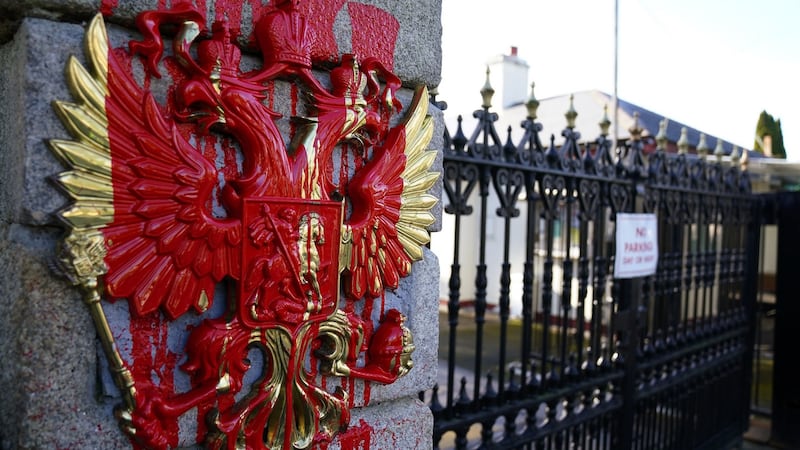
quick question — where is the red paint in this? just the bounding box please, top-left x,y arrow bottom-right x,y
353,143 -> 365,172
221,135 -> 241,211
348,3 -> 399,71
148,0 -> 400,70
201,136 -> 218,211
189,0 -> 209,23
336,419 -> 373,450
291,82 -> 299,150
339,142 -> 350,194
348,376 -> 356,409
361,297 -> 374,326
295,0 -> 347,63
195,401 -> 211,445
362,380 -> 371,405
212,0 -> 241,32
240,199 -> 343,329
266,80 -> 275,109
99,0 -> 118,16
129,313 -> 180,449
245,1 -> 269,41
93,2 -> 420,447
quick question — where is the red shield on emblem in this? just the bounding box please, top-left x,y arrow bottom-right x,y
241,198 -> 343,329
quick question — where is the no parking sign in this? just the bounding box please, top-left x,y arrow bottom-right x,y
614,213 -> 659,278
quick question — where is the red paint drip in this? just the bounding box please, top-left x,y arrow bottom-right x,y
348,376 -> 357,409
352,142 -> 365,173
339,143 -> 350,194
337,419 -> 373,450
361,297 -> 374,325
201,136 -> 217,210
295,0 -> 347,64
99,0 -> 118,16
129,313 -> 180,448
194,0 -> 209,24
222,135 -> 240,181
142,58 -> 152,93
161,58 -> 189,117
290,83 -> 299,140
362,381 -> 371,405
207,133 -> 241,215
244,1 -> 269,46
214,0 -> 242,31
309,322 -> 322,384
195,402 -> 211,445
248,1 -> 268,22
348,3 -> 399,71
266,81 -> 275,109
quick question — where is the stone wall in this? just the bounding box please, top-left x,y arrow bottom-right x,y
0,1 -> 442,448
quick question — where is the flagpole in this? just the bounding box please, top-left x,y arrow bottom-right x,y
613,0 -> 619,152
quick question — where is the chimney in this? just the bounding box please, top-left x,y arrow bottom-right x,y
763,135 -> 773,157
487,46 -> 530,109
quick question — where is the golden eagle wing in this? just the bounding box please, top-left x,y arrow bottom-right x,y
343,86 -> 438,299
50,15 -> 240,319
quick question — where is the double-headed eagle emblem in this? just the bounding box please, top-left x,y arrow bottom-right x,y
49,2 -> 437,449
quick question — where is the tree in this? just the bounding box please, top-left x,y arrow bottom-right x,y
754,110 -> 786,158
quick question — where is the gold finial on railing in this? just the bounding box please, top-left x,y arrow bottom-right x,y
714,138 -> 725,162
628,111 -> 643,141
565,94 -> 578,129
599,104 -> 611,136
677,127 -> 689,155
655,118 -> 668,151
480,66 -> 494,109
730,145 -> 740,164
697,133 -> 709,157
740,145 -> 749,170
526,82 -> 540,119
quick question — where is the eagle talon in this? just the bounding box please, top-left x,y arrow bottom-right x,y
114,393 -> 171,450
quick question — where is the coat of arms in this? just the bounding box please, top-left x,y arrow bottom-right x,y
49,2 -> 437,449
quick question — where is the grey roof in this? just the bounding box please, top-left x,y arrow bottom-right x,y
611,92 -> 751,155
458,89 -> 761,158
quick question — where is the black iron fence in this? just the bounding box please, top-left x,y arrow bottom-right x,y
420,88 -> 761,450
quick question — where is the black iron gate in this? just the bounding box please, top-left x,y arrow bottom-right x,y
420,91 -> 760,449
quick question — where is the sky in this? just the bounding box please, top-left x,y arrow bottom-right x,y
438,0 -> 800,160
